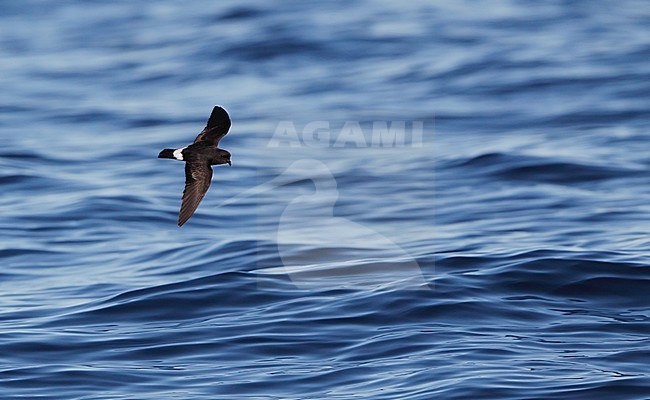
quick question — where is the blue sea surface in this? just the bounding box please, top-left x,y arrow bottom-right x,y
2,0 -> 650,398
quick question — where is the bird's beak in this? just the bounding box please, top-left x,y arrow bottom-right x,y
228,161 -> 232,166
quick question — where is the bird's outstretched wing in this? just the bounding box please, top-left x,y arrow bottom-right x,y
193,106 -> 231,145
178,161 -> 213,227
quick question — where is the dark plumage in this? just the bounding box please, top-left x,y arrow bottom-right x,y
158,106 -> 232,227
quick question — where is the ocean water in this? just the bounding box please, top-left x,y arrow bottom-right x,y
1,0 -> 650,398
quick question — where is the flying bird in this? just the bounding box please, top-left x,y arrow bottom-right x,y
158,106 -> 232,227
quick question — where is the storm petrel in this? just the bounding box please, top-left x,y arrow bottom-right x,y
158,106 -> 232,227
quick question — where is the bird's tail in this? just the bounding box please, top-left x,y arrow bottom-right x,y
158,148 -> 178,159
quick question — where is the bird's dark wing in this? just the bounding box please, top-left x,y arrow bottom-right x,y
193,106 -> 231,145
178,162 -> 213,227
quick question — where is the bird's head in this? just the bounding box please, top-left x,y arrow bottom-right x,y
217,149 -> 232,166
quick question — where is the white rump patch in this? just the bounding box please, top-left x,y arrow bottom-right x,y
173,147 -> 185,160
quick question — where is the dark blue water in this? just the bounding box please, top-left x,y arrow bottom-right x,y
2,1 -> 649,398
